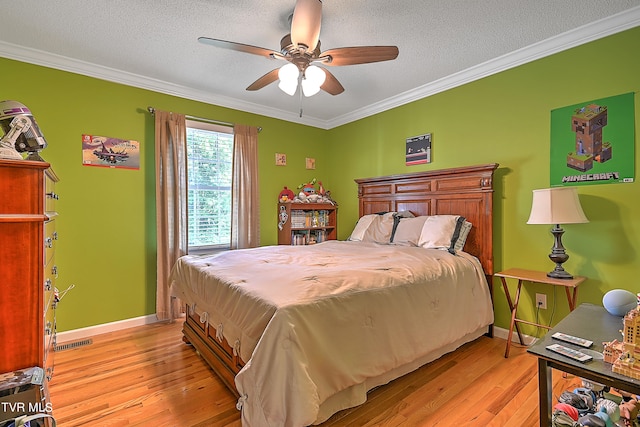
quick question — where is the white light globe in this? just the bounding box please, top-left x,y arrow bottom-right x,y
278,63 -> 299,96
278,63 -> 299,83
278,80 -> 298,96
302,66 -> 326,97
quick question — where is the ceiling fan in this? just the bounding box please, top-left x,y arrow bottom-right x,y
198,0 -> 399,98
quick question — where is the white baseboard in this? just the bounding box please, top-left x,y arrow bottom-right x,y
56,317 -> 538,348
56,314 -> 161,344
493,325 -> 540,346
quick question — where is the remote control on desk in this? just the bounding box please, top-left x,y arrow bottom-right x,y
546,343 -> 593,363
552,332 -> 593,348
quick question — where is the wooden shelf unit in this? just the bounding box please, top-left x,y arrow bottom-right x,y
0,159 -> 59,419
277,202 -> 337,245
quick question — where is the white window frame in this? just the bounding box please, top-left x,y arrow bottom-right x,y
186,119 -> 234,254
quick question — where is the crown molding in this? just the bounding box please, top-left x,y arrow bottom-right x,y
0,40 -> 326,129
326,5 -> 640,129
1,5 -> 638,130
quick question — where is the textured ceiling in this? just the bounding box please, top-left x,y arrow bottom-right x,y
1,0 -> 639,129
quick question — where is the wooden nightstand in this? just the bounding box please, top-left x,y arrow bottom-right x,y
495,268 -> 587,358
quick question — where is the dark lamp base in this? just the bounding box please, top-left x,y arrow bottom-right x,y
547,224 -> 574,280
547,268 -> 574,280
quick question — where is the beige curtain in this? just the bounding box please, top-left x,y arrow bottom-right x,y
154,110 -> 187,321
231,124 -> 260,249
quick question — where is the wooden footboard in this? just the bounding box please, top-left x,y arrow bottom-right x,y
182,309 -> 245,397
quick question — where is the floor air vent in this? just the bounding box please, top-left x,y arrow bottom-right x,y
55,338 -> 93,352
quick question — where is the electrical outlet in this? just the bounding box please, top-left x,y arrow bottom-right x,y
536,293 -> 547,310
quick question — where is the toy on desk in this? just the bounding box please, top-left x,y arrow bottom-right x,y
603,293 -> 640,381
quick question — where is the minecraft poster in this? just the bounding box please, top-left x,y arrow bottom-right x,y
82,134 -> 140,169
550,92 -> 634,187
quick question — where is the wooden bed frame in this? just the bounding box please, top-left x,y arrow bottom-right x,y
181,163 -> 499,398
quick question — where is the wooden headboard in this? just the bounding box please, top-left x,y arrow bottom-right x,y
355,163 -> 498,276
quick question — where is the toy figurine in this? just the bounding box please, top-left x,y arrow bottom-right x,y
297,178 -> 317,196
279,186 -> 295,202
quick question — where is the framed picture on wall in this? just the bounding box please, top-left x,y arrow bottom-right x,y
275,153 -> 287,166
82,134 -> 140,170
550,92 -> 635,186
305,157 -> 316,169
406,133 -> 431,166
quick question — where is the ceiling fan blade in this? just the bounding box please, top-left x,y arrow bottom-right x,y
198,37 -> 281,59
290,0 -> 322,52
246,69 -> 280,91
320,68 -> 344,95
319,46 -> 399,66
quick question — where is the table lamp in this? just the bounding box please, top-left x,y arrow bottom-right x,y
527,187 -> 588,279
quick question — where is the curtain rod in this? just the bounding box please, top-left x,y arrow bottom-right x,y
147,106 -> 262,132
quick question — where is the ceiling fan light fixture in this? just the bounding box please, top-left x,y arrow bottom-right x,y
301,65 -> 326,97
278,63 -> 300,95
278,80 -> 298,96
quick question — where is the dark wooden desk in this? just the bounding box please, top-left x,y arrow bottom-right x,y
528,303 -> 640,427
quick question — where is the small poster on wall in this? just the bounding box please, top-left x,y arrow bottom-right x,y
550,92 -> 635,187
406,133 -> 432,166
82,134 -> 140,169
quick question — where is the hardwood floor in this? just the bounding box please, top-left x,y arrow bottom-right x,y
49,321 -> 581,426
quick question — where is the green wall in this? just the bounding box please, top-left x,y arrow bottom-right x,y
327,27 -> 640,335
2,58 -> 327,331
1,26 -> 638,335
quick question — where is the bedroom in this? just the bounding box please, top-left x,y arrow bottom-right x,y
0,1 -> 639,426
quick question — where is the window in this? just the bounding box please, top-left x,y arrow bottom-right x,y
186,120 -> 233,252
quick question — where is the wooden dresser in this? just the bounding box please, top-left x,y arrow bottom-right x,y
0,159 -> 59,408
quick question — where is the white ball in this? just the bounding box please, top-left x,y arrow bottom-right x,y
603,289 -> 637,317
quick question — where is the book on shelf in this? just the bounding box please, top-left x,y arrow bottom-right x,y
290,209 -> 329,229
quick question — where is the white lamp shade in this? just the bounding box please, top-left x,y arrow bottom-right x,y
527,187 -> 589,225
301,65 -> 326,97
278,63 -> 300,96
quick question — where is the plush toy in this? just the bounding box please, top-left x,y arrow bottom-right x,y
279,186 -> 295,202
297,178 -> 317,196
596,398 -> 620,423
554,403 -> 579,421
619,398 -> 640,426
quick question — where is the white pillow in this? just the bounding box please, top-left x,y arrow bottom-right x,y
418,215 -> 471,254
391,216 -> 428,246
348,214 -> 377,241
361,213 -> 396,244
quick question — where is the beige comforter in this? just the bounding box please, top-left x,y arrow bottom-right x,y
169,240 -> 493,426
